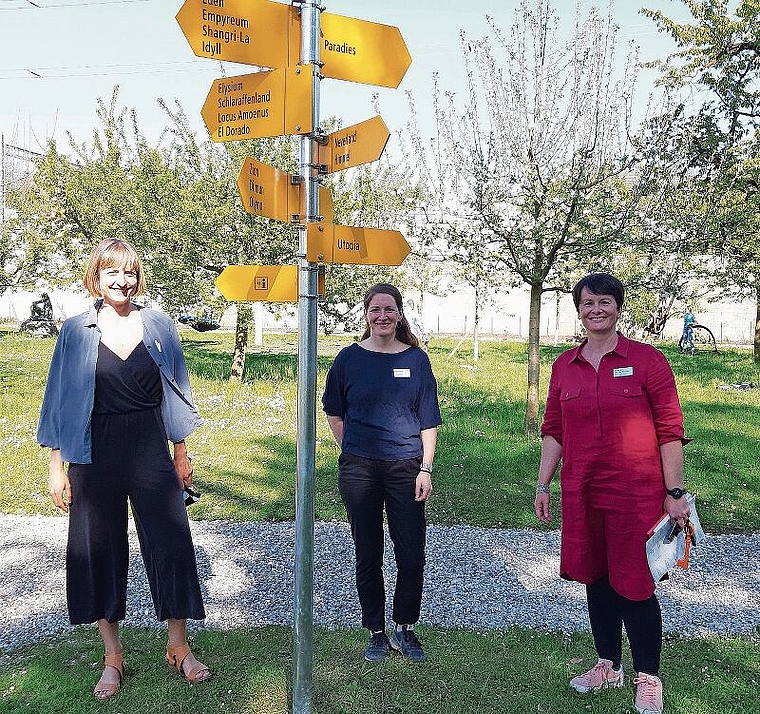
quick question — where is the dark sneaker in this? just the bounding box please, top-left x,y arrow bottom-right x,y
389,626 -> 426,662
364,631 -> 390,662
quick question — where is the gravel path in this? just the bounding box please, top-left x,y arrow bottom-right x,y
1,514 -> 757,652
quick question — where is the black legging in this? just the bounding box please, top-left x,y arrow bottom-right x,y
587,575 -> 662,675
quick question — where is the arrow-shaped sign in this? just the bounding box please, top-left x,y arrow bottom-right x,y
317,116 -> 390,173
216,265 -> 325,302
176,0 -> 299,68
306,224 -> 410,266
178,0 -> 411,89
202,69 -> 312,141
237,158 -> 334,222
319,12 -> 411,88
237,158 -> 298,222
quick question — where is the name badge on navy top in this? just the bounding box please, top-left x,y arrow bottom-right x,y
613,366 -> 634,377
394,368 -> 411,378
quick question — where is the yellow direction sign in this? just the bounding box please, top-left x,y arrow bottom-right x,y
317,116 -> 390,173
237,158 -> 335,222
175,0 -> 299,68
216,265 -> 324,302
319,185 -> 334,225
319,12 -> 411,88
177,1 -> 411,89
306,224 -> 410,266
202,69 -> 312,142
237,158 -> 298,222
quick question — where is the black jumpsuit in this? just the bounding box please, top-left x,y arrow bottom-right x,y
66,341 -> 205,624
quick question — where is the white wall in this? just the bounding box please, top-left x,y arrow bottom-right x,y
3,283 -> 755,347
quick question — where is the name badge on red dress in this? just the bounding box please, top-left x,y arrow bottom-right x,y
613,366 -> 634,377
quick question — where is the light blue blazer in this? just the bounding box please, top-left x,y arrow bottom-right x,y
37,300 -> 203,464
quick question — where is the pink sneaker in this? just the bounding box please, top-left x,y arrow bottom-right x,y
569,658 -> 624,693
633,673 -> 663,714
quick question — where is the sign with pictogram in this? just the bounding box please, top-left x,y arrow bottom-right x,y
175,0 -> 299,68
317,116 -> 390,173
319,12 -> 412,88
201,68 -> 312,142
306,223 -> 410,266
215,265 -> 324,302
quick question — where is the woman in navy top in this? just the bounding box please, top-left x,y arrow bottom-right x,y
39,239 -> 210,699
322,283 -> 441,663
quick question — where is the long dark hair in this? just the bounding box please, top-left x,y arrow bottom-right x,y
360,283 -> 420,347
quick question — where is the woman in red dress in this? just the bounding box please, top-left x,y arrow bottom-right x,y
534,273 -> 691,714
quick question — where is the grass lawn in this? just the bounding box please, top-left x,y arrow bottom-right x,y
2,329 -> 759,531
1,626 -> 758,714
1,328 -> 758,713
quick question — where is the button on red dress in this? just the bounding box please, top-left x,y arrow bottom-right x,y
541,335 -> 687,601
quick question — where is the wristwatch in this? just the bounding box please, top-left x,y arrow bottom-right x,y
419,462 -> 433,474
666,487 -> 687,499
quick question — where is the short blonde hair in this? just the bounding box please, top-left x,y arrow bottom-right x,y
82,239 -> 147,297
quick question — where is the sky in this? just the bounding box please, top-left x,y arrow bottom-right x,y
0,0 -> 689,159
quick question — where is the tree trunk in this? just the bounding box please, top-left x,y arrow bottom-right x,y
754,284 -> 760,362
473,284 -> 480,362
230,303 -> 252,381
524,283 -> 542,436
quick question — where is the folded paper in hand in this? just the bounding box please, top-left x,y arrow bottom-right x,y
646,493 -> 706,583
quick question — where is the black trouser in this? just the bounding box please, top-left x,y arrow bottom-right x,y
586,576 -> 662,674
66,409 -> 206,624
338,452 -> 426,632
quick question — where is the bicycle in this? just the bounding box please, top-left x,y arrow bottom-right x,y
679,323 -> 717,353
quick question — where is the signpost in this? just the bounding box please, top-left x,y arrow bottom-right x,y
176,3 -> 411,712
215,264 -> 324,302
316,115 -> 390,173
201,69 -> 313,142
306,223 -> 410,266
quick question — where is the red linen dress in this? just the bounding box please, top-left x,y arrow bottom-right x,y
541,334 -> 687,601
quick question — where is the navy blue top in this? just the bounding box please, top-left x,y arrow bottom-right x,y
322,343 -> 442,461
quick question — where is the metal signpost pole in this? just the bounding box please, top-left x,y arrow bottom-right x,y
293,1 -> 320,712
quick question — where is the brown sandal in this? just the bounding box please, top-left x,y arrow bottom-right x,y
166,643 -> 211,683
93,652 -> 124,700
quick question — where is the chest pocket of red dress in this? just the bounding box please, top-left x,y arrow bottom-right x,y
559,387 -> 586,417
560,387 -> 582,402
609,382 -> 643,398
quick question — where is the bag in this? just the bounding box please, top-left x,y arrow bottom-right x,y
645,493 -> 705,582
183,485 -> 201,507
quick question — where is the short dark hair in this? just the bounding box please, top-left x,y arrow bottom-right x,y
572,273 -> 624,310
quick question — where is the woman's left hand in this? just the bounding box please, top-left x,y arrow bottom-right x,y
415,471 -> 432,502
664,494 -> 691,527
173,442 -> 193,489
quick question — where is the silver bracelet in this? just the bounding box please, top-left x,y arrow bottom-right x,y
535,483 -> 550,495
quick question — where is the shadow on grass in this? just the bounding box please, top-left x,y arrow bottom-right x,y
181,338 -> 336,383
